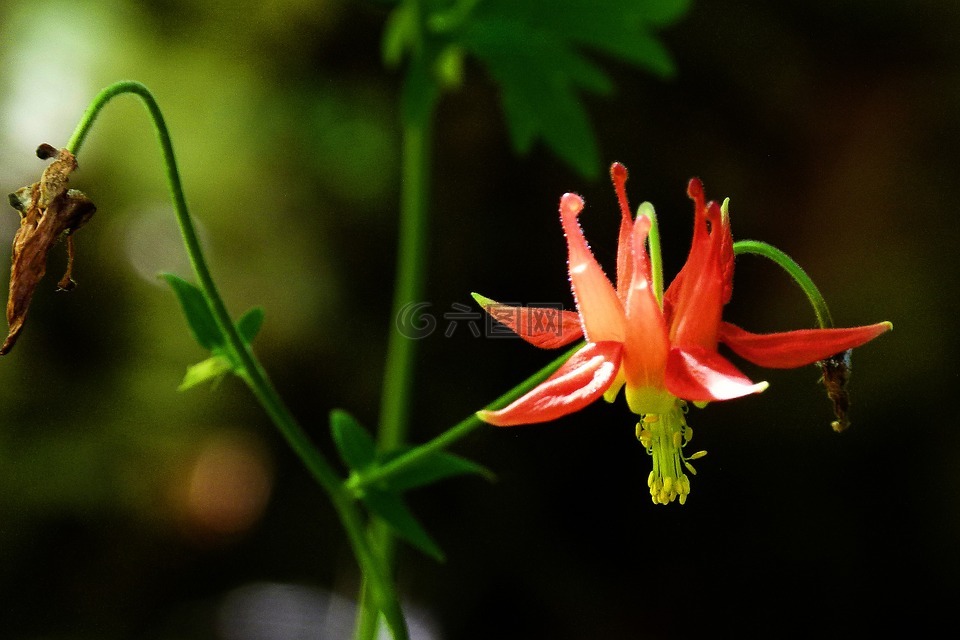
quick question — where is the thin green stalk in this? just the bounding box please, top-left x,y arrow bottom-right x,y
355,72 -> 435,640
378,110 -> 432,452
66,81 -> 409,640
733,239 -> 834,329
639,201 -> 663,304
348,341 -> 583,493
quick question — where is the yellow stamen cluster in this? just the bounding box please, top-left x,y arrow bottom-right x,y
635,404 -> 706,505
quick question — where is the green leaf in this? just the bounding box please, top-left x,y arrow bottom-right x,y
476,0 -> 688,61
450,0 -> 689,178
381,450 -> 494,492
361,489 -> 444,561
461,19 -> 608,177
162,273 -> 224,350
236,307 -> 265,344
382,0 -> 415,68
330,410 -> 377,471
178,355 -> 233,391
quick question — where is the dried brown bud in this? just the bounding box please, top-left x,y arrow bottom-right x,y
819,350 -> 852,432
1,145 -> 96,355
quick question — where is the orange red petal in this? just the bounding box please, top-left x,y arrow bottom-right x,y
622,214 -> 669,391
478,341 -> 623,426
559,193 -> 625,343
717,321 -> 893,369
665,346 -> 769,402
472,294 -> 583,348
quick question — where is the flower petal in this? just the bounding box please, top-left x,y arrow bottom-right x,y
718,198 -> 735,305
666,346 -> 768,402
559,193 -> 625,343
611,162 -> 635,301
669,195 -> 724,350
663,178 -> 708,315
717,320 -> 893,369
622,214 -> 669,389
477,341 -> 623,426
471,293 -> 583,349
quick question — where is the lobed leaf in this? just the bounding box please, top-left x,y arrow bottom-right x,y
439,0 -> 688,177
461,18 -> 607,176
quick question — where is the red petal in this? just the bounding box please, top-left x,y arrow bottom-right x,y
665,346 -> 768,402
719,202 -> 735,305
669,198 -> 724,349
611,162 -> 635,302
472,294 -> 583,349
665,179 -> 735,319
717,321 -> 892,369
477,341 -> 623,426
559,193 -> 625,343
662,178 -> 707,314
622,214 -> 669,389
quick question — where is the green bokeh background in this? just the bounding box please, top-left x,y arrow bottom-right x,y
0,1 -> 955,638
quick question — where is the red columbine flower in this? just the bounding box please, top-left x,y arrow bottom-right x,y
474,163 -> 891,504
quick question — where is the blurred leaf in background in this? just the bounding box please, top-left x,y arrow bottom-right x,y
385,0 -> 689,177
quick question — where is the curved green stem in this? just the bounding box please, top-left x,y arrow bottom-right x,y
66,81 -> 409,640
348,341 -> 583,493
733,239 -> 834,329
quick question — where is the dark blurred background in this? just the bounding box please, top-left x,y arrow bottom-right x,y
0,0 -> 955,638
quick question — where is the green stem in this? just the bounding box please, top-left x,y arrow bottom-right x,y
378,106 -> 432,453
66,81 -> 409,640
733,239 -> 834,329
347,341 -> 584,493
639,201 -> 663,305
354,60 -> 436,638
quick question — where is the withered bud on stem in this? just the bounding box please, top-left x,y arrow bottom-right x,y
1,144 -> 96,355
819,349 -> 853,432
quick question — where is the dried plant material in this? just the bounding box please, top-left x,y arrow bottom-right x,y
819,349 -> 852,432
1,144 -> 96,355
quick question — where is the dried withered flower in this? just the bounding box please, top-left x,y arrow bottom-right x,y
819,349 -> 853,432
1,144 -> 96,355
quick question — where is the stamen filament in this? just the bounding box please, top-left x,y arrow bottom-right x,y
638,403 -> 700,505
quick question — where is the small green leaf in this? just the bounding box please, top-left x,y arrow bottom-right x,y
434,45 -> 465,90
236,307 -> 265,344
362,489 -> 444,561
382,1 -> 415,68
382,450 -> 494,493
330,410 -> 377,471
178,355 -> 233,391
162,273 -> 224,350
